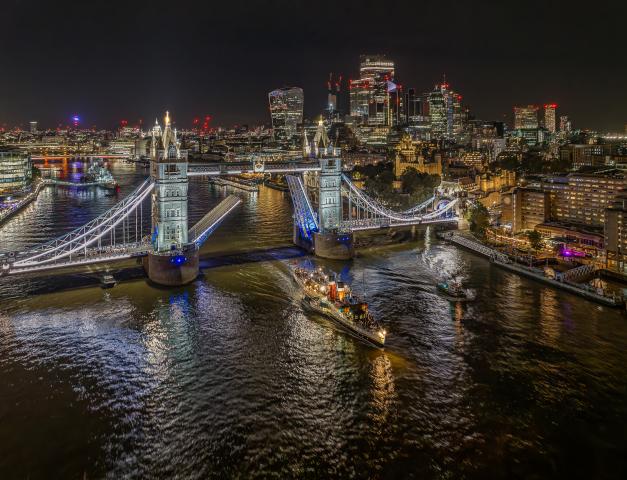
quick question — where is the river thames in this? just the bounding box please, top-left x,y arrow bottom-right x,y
1,160 -> 627,478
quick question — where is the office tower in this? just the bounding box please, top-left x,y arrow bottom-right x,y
29,121 -> 38,134
514,105 -> 539,129
428,87 -> 447,139
388,82 -> 403,126
405,88 -> 421,124
327,73 -> 341,113
349,55 -> 395,126
544,104 -> 557,133
451,92 -> 464,138
268,87 -> 304,141
427,80 -> 464,140
349,78 -> 371,122
560,115 -> 572,133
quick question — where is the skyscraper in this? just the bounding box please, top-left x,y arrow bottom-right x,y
427,80 -> 464,140
428,87 -> 447,139
405,88 -> 424,126
514,105 -> 539,129
326,73 -> 341,114
349,78 -> 371,122
268,87 -> 304,141
29,121 -> 38,134
544,104 -> 557,133
560,115 -> 572,133
349,55 -> 395,126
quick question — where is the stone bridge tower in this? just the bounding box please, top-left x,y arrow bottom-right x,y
144,111 -> 199,285
150,111 -> 189,251
310,119 -> 354,259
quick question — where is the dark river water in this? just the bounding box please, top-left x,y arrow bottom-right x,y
1,160 -> 627,479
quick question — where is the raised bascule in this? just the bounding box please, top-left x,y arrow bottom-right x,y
0,112 -> 460,286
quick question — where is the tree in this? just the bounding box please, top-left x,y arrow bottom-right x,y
400,167 -> 441,196
400,167 -> 421,193
526,230 -> 543,251
466,203 -> 490,237
364,169 -> 395,201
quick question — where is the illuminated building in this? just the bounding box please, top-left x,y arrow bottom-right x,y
29,121 -> 38,134
327,73 -> 341,114
393,133 -> 442,177
150,111 -> 189,250
513,128 -> 546,146
559,144 -> 610,169
512,187 -> 550,232
427,80 -> 464,140
349,78 -> 372,123
560,115 -> 572,133
349,55 -> 395,127
475,170 -> 516,193
544,104 -> 557,133
405,88 -> 421,124
516,171 -> 627,232
428,87 -> 446,139
460,151 -> 485,169
514,105 -> 539,129
268,87 -> 304,141
605,194 -> 627,273
0,148 -> 33,193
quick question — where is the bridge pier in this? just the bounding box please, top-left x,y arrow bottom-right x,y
293,224 -> 314,253
313,231 -> 354,260
143,244 -> 199,286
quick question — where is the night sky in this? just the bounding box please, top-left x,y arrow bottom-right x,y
1,0 -> 626,131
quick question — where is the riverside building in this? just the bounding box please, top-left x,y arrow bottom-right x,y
0,148 -> 33,194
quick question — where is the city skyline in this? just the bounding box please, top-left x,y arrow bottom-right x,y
1,0 -> 626,131
4,1 -> 627,476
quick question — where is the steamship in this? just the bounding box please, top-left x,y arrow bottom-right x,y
291,264 -> 387,348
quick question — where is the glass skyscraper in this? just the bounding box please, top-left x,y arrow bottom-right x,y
514,105 -> 539,129
268,87 -> 304,141
428,81 -> 464,140
349,55 -> 395,126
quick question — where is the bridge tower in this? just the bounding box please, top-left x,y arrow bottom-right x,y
311,120 -> 354,259
144,111 -> 199,285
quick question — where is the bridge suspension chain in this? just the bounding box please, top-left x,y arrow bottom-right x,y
9,179 -> 154,268
341,174 -> 458,226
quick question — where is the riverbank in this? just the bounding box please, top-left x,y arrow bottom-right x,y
0,179 -> 117,227
440,231 -> 624,307
0,180 -> 47,227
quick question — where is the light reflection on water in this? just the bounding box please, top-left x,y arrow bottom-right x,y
1,161 -> 627,477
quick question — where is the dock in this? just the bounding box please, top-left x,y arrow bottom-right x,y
439,231 -> 624,307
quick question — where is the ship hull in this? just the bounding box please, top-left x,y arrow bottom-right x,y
301,296 -> 385,348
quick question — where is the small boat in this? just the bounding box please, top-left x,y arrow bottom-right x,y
437,280 -> 471,301
101,274 -> 116,288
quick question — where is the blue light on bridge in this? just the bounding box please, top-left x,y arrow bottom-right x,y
170,254 -> 187,266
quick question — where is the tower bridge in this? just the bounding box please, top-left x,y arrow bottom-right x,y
0,113 -> 459,286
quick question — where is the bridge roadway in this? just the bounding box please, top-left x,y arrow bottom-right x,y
187,160 -> 321,176
3,242 -> 151,276
340,216 -> 458,232
1,194 -> 243,276
31,154 -> 131,160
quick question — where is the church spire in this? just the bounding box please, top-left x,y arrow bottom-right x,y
302,129 -> 310,157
